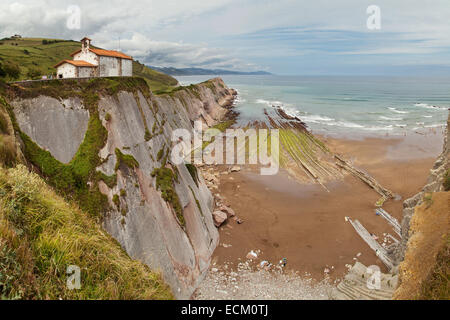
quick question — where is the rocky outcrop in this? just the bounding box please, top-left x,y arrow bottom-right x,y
8,77 -> 236,299
11,96 -> 89,163
394,112 -> 449,263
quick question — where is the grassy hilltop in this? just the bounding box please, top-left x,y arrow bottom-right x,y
0,37 -> 178,92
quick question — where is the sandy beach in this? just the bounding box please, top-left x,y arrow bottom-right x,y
208,129 -> 444,283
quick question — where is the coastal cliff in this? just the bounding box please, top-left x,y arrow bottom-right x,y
395,113 -> 449,262
393,112 -> 449,299
1,77 -> 236,299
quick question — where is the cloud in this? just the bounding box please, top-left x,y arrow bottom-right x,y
1,0 -> 450,74
95,33 -> 257,70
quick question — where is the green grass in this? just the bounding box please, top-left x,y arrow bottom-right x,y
0,37 -> 178,92
0,164 -> 172,300
115,148 -> 139,171
96,171 -> 117,189
151,167 -> 184,226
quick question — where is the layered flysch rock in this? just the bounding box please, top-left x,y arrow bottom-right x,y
10,77 -> 236,299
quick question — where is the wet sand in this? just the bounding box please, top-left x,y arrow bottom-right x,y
212,131 -> 443,281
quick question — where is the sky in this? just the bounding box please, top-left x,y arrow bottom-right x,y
1,0 -> 450,75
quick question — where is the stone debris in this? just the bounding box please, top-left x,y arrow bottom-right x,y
330,262 -> 398,300
212,210 -> 228,227
246,250 -> 258,260
199,165 -> 239,230
194,261 -> 333,300
219,205 -> 236,217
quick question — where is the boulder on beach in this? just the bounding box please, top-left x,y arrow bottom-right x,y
212,210 -> 227,227
220,205 -> 236,217
231,166 -> 241,172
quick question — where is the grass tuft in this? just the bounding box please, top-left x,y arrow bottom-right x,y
0,164 -> 172,300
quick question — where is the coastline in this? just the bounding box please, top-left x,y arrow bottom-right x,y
191,76 -> 448,299
194,127 -> 443,299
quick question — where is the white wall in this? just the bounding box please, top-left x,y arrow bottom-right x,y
78,66 -> 97,78
99,56 -> 120,77
73,51 -> 99,66
122,59 -> 133,76
56,63 -> 76,78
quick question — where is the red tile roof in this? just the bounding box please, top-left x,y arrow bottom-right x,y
70,48 -> 132,60
54,60 -> 96,68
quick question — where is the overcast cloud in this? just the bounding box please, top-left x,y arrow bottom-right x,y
1,0 -> 450,74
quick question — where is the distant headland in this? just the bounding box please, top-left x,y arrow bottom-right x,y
149,66 -> 272,76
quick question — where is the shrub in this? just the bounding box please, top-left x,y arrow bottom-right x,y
27,67 -> 42,80
105,113 -> 112,122
2,61 -> 20,80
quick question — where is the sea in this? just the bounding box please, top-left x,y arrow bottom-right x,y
175,75 -> 450,138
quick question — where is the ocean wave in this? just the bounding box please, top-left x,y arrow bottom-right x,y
379,116 -> 403,121
282,106 -> 302,117
388,107 -> 409,114
415,103 -> 447,110
324,121 -> 365,128
255,99 -> 286,107
423,115 -> 433,118
302,114 -> 335,123
424,124 -> 444,128
362,125 -> 394,131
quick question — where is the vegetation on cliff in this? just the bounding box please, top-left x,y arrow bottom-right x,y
394,192 -> 449,300
0,164 -> 172,299
3,77 -> 152,218
151,167 -> 184,226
